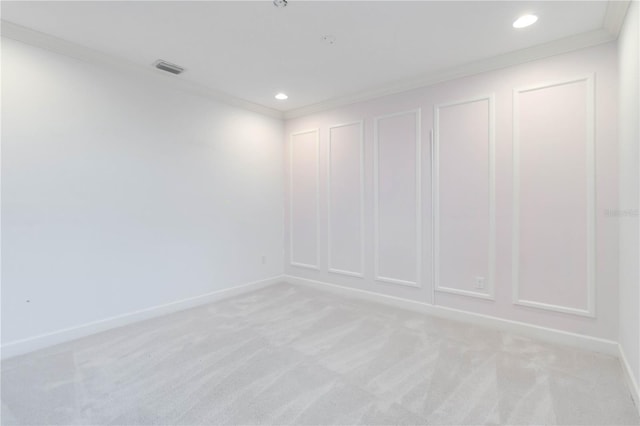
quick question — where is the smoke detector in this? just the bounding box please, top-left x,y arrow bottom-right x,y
273,0 -> 287,8
153,60 -> 185,75
321,35 -> 336,45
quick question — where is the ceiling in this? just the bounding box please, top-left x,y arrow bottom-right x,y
1,1 -> 618,114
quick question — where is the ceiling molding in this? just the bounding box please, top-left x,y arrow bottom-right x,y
2,0 -> 625,124
0,20 -> 284,120
283,28 -> 615,120
603,0 -> 632,36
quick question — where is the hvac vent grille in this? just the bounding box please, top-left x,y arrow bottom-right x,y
153,60 -> 184,75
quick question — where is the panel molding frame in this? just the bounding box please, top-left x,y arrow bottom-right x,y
327,120 -> 365,278
433,94 -> 496,301
512,74 -> 596,318
373,109 -> 422,288
289,128 -> 321,270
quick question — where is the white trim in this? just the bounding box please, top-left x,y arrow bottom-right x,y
619,343 -> 640,416
433,95 -> 496,301
374,276 -> 421,288
429,129 -> 436,305
283,29 -> 614,119
2,19 -> 616,123
373,109 -> 422,288
512,75 -> 596,318
289,129 -> 321,270
284,275 -> 618,356
416,110 -> 423,290
603,0 -> 632,36
2,19 -> 617,123
1,21 -> 283,120
1,275 -> 286,360
327,121 -> 365,278
435,287 -> 495,301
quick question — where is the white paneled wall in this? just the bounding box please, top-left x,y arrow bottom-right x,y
513,76 -> 595,317
289,129 -> 320,269
284,42 -> 618,340
328,122 -> 364,277
374,110 -> 422,287
435,96 -> 495,300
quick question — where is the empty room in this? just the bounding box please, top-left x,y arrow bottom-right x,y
1,0 -> 639,425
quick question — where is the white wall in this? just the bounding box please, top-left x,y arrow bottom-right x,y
0,19 -> 630,362
1,37 -> 284,346
618,0 -> 640,394
285,43 -> 619,340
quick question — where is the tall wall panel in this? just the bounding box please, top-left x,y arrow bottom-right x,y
284,45 -> 617,341
290,129 -> 320,269
435,96 -> 495,300
328,122 -> 364,277
374,110 -> 421,287
513,76 -> 595,317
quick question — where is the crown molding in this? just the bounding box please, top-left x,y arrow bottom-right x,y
0,20 -> 284,120
2,1 -> 625,124
603,0 -> 632,36
283,28 -> 614,120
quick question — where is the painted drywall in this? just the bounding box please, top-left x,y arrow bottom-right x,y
285,42 -> 618,340
1,37 -> 284,345
618,0 -> 640,390
375,110 -> 421,287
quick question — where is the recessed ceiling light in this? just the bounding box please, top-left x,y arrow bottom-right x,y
275,93 -> 288,100
273,0 -> 287,8
513,14 -> 538,29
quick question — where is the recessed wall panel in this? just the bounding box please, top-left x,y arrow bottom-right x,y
435,97 -> 494,299
374,110 -> 421,287
328,122 -> 364,277
513,76 -> 595,316
290,129 -> 319,269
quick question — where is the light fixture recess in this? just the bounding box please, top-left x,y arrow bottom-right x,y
513,14 -> 538,29
275,93 -> 288,100
273,0 -> 287,8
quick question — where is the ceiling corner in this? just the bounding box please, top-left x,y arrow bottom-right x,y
603,0 -> 632,37
0,20 -> 284,121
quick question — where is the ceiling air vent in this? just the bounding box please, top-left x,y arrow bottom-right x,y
153,60 -> 184,75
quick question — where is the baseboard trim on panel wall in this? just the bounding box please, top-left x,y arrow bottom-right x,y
283,275 -> 619,356
619,344 -> 640,416
1,275 -> 286,360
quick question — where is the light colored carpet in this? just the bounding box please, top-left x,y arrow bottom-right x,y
1,282 -> 639,425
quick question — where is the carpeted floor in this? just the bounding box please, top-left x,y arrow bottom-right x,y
2,282 -> 639,425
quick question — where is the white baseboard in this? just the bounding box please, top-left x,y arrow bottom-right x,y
619,344 -> 640,416
284,275 -> 619,356
1,275 -> 285,360
3,273 -> 623,367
